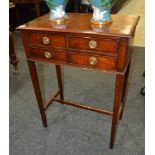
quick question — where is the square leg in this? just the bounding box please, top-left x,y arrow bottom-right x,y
110,74 -> 124,148
27,60 -> 47,127
119,61 -> 131,120
55,65 -> 64,100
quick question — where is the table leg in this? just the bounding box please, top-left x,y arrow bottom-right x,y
55,65 -> 64,100
110,74 -> 124,149
27,60 -> 47,127
119,61 -> 131,120
9,31 -> 19,73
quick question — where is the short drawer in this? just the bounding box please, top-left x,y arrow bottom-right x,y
68,36 -> 119,53
27,32 -> 66,48
69,52 -> 117,70
29,47 -> 67,62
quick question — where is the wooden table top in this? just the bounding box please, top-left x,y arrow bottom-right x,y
18,13 -> 140,37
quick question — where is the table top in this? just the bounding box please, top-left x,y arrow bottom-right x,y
18,13 -> 140,37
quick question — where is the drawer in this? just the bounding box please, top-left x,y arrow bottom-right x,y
27,32 -> 66,48
29,47 -> 67,62
69,52 -> 117,70
68,36 -> 119,53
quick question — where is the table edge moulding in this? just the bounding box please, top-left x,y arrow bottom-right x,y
17,13 -> 140,149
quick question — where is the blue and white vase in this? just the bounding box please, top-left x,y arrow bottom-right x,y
88,0 -> 117,25
44,0 -> 68,24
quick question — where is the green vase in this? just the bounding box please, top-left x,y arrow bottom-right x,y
44,0 -> 68,24
88,0 -> 117,25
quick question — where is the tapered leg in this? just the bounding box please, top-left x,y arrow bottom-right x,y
27,60 -> 47,127
119,61 -> 131,120
110,74 -> 124,149
55,65 -> 64,100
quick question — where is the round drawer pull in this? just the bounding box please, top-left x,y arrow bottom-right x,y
42,36 -> 50,45
89,57 -> 97,65
89,40 -> 97,49
45,51 -> 52,59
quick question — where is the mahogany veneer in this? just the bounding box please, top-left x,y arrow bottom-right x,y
18,13 -> 139,149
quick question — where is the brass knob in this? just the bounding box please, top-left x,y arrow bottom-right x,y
89,40 -> 97,49
42,36 -> 50,45
44,51 -> 52,59
89,57 -> 97,65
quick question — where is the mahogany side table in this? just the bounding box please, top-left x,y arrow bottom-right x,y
18,13 -> 139,148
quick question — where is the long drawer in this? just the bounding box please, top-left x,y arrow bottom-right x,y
26,32 -> 66,48
69,51 -> 117,70
29,47 -> 67,62
68,36 -> 119,53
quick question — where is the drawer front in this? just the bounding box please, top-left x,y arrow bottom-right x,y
69,52 -> 117,70
29,47 -> 67,62
68,36 -> 118,53
27,32 -> 66,48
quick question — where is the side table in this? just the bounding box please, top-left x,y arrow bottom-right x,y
18,13 -> 139,148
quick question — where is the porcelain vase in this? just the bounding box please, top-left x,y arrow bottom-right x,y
88,0 -> 117,25
44,0 -> 68,24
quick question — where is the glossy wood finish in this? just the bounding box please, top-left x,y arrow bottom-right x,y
119,60 -> 131,120
18,13 -> 139,37
55,65 -> 64,100
29,47 -> 67,62
110,74 -> 124,148
27,32 -> 66,48
68,36 -> 119,52
18,13 -> 139,149
69,52 -> 116,70
27,60 -> 47,127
